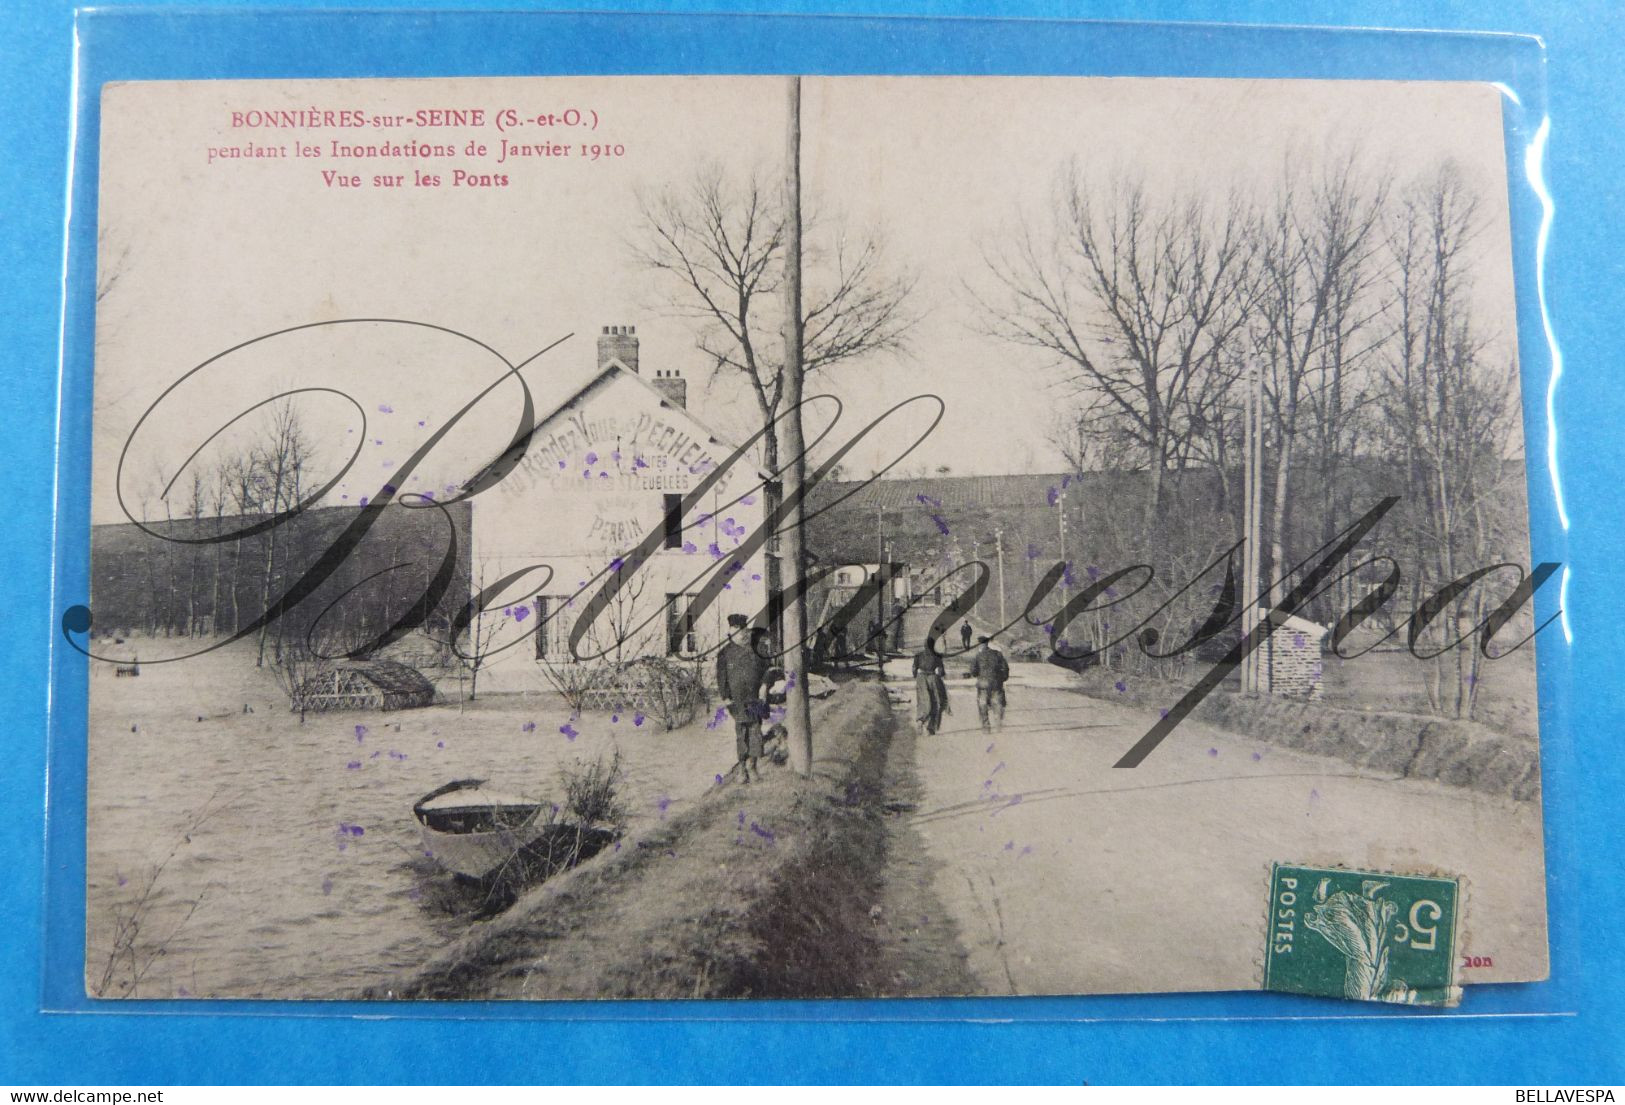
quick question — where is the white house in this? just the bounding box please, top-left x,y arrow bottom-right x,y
467,325 -> 772,687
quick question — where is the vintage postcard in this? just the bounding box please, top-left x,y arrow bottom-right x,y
82,75 -> 1550,1002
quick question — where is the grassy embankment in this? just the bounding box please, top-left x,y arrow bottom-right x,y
1070,659 -> 1541,800
379,682 -> 918,1000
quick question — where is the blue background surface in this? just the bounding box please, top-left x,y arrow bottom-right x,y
3,0 -> 1622,1085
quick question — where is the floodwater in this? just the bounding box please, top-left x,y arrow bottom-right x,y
85,641 -> 731,1000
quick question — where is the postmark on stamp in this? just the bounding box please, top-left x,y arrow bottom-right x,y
1264,863 -> 1461,1006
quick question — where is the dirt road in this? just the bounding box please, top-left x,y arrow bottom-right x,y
899,675 -> 1549,997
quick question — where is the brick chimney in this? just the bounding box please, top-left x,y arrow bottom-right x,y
650,367 -> 688,411
597,324 -> 639,373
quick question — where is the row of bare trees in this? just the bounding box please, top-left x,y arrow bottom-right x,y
633,149 -> 1524,721
975,155 -> 1523,718
115,400 -> 317,666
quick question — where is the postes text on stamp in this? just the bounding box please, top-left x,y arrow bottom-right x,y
1264,863 -> 1460,1006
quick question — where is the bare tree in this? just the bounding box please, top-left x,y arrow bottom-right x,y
632,162 -> 916,613
977,167 -> 1258,523
1378,163 -> 1521,718
249,399 -> 315,667
1246,152 -> 1388,607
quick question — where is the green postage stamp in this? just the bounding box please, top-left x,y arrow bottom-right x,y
1264,864 -> 1461,1006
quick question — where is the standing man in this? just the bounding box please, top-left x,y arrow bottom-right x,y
969,635 -> 1010,732
959,619 -> 973,653
717,613 -> 773,783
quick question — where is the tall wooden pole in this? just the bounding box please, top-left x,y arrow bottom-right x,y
1241,361 -> 1258,694
781,76 -> 814,777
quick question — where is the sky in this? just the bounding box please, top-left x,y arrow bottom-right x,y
91,75 -> 1519,523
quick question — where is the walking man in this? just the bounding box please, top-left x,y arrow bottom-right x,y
969,635 -> 1010,732
717,613 -> 773,782
959,619 -> 973,652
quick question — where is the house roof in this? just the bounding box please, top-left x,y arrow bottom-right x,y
464,358 -> 771,491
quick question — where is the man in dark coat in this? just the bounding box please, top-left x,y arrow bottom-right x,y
968,635 -> 1010,732
717,614 -> 773,782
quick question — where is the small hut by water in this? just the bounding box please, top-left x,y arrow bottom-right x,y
292,659 -> 437,713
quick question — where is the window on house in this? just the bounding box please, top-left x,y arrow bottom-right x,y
666,592 -> 699,656
534,594 -> 574,660
663,493 -> 683,550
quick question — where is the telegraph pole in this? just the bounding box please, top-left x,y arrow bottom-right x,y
780,76 -> 814,776
1057,484 -> 1069,604
1241,360 -> 1264,695
994,525 -> 1008,629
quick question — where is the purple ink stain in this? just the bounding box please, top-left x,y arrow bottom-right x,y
521,721 -> 537,733
407,887 -> 423,901
560,723 -> 578,740
1046,486 -> 1060,506
418,420 -> 426,427
582,469 -> 591,479
1293,633 -> 1306,650
513,605 -> 530,623
358,496 -> 369,507
609,557 -> 625,571
373,438 -> 383,446
378,404 -> 393,413
750,822 -> 776,843
436,741 -> 445,749
1114,681 -> 1127,693
1208,747 -> 1219,757
985,743 -> 994,754
682,541 -> 698,555
346,760 -> 362,770
657,795 -> 671,815
369,750 -> 381,759
708,542 -> 724,559
321,877 -> 333,896
742,495 -> 757,505
707,707 -> 727,730
930,513 -> 951,535
715,774 -> 724,784
634,456 -> 648,469
634,712 -> 645,727
1026,543 -> 1041,561
558,460 -> 566,469
585,452 -> 598,465
1251,751 -> 1262,761
116,872 -> 127,887
1159,708 -> 1170,719
355,725 -> 368,741
1086,565 -> 1101,580
612,714 -> 620,723
421,490 -> 434,501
